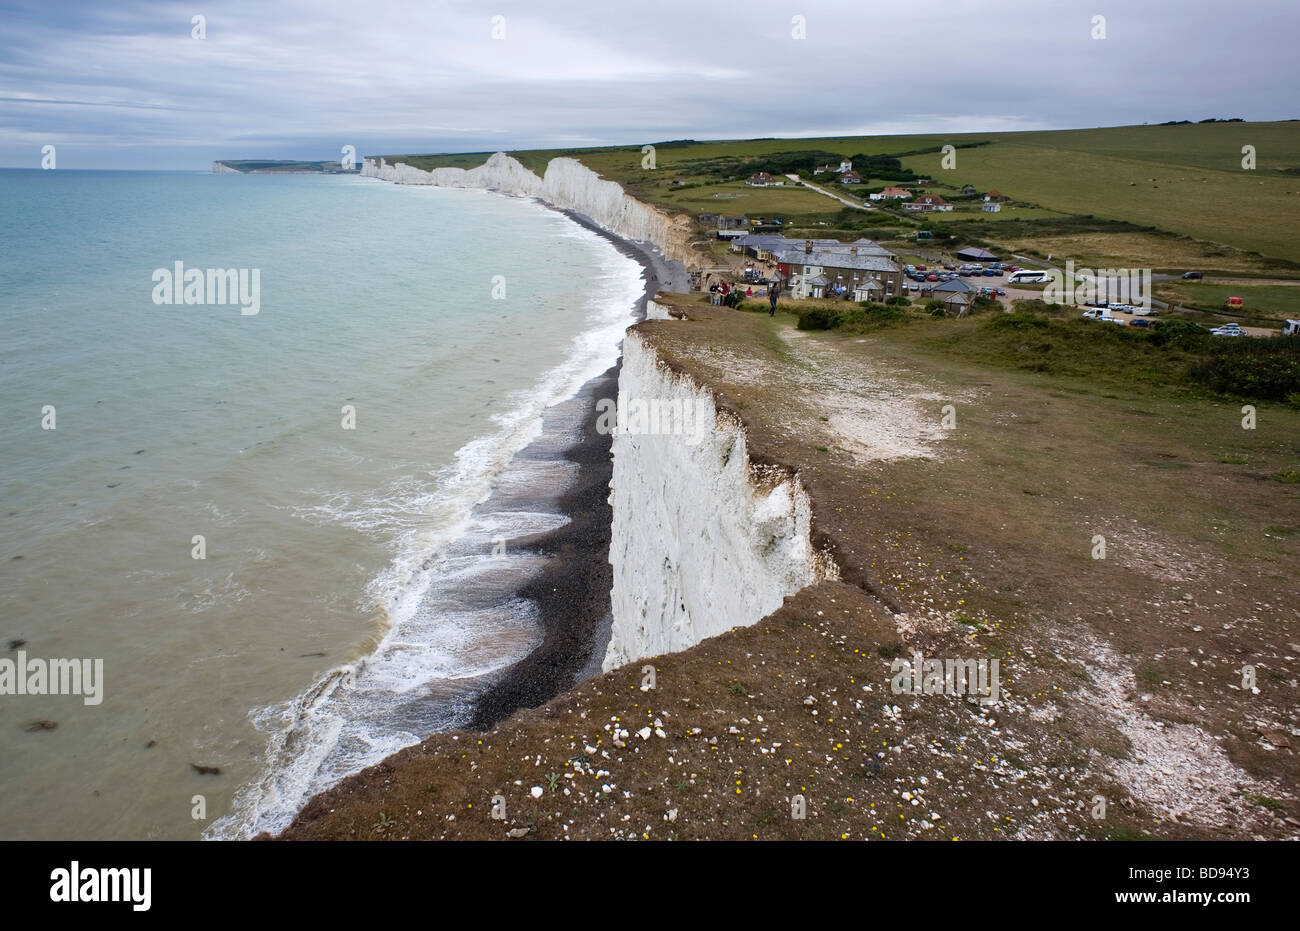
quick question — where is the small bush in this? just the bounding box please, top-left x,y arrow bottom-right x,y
986,310 -> 1049,330
1148,316 -> 1209,349
838,302 -> 910,331
1189,336 -> 1300,400
885,295 -> 911,306
797,307 -> 842,330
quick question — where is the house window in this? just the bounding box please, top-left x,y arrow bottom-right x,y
804,266 -> 813,275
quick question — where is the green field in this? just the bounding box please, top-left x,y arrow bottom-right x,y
374,121 -> 1300,268
1155,281 -> 1300,322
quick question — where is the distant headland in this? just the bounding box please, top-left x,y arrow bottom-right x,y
211,160 -> 360,174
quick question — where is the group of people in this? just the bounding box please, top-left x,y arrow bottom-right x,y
709,276 -> 782,316
708,280 -> 744,307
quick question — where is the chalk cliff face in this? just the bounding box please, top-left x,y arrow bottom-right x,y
362,153 -> 693,266
211,161 -> 241,174
363,152 -> 816,670
601,331 -> 837,670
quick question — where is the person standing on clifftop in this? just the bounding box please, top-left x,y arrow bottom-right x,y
768,277 -> 780,316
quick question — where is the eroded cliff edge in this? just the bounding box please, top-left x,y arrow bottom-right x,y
362,153 -> 695,268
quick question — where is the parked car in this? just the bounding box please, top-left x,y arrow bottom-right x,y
1129,318 -> 1155,328
1211,323 -> 1244,336
1082,308 -> 1120,323
1129,305 -> 1158,316
1224,296 -> 1244,308
926,273 -> 939,282
915,265 -> 927,271
982,268 -> 999,276
1182,271 -> 1203,279
1284,319 -> 1300,336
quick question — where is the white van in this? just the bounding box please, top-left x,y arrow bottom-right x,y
1284,319 -> 1300,336
1008,269 -> 1052,284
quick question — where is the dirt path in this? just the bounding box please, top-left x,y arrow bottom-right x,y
785,173 -> 869,210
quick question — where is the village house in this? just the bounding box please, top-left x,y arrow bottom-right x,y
929,277 -> 976,315
984,190 -> 1007,202
771,239 -> 904,300
839,170 -> 862,184
870,186 -> 912,201
814,159 -> 853,175
701,213 -> 751,237
904,193 -> 953,213
961,185 -> 978,195
734,234 -> 899,264
982,202 -> 1001,212
746,172 -> 783,186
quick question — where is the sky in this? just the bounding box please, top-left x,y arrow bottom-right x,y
1,0 -> 1296,170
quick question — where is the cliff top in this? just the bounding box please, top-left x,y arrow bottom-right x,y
276,294 -> 1299,841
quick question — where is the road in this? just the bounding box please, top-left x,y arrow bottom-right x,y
784,173 -> 870,210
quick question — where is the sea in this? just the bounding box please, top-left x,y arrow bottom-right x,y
0,168 -> 645,839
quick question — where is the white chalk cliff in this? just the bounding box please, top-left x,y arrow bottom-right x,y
364,152 -> 829,670
362,153 -> 693,266
602,331 -> 837,670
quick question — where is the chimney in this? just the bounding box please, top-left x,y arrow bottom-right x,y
804,239 -> 812,253
851,245 -> 858,257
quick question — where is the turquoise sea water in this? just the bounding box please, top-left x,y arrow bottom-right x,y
0,169 -> 643,839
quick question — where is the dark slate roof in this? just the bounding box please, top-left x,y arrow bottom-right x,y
956,247 -> 998,260
931,278 -> 975,293
773,248 -> 899,273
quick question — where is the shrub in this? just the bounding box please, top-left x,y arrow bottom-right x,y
1189,336 -> 1300,400
1148,316 -> 1209,349
838,302 -> 911,332
797,307 -> 842,330
885,295 -> 911,306
986,310 -> 1049,330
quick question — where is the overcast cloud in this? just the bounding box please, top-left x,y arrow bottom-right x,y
1,0 -> 1296,169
